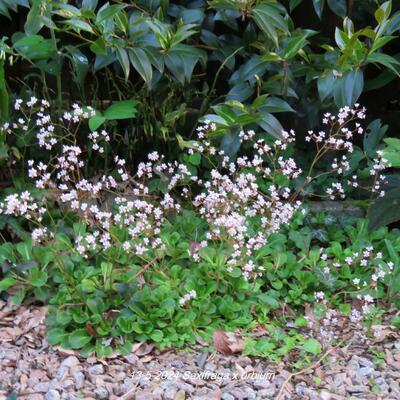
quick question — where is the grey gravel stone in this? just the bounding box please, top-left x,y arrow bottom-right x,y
164,385 -> 178,400
55,366 -> 68,381
346,385 -> 369,393
73,371 -> 85,389
88,364 -> 104,376
253,379 -> 273,390
94,387 -> 109,399
48,380 -> 62,391
34,382 -> 50,392
359,366 -> 375,377
136,391 -> 154,400
204,362 -> 215,371
60,356 -> 80,369
241,386 -> 256,399
124,354 -> 139,365
348,356 -> 360,369
257,386 -> 276,397
357,356 -> 374,368
152,387 -> 164,400
45,390 -> 61,400
222,393 -> 235,400
61,378 -> 74,389
177,382 -> 195,393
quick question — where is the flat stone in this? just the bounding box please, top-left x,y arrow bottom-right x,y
347,385 -> 369,393
320,391 -> 345,400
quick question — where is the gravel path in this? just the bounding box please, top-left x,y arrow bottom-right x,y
0,300 -> 399,400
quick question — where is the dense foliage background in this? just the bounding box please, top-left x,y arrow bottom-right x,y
1,0 -> 400,225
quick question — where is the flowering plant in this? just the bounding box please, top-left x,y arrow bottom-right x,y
0,99 -> 395,353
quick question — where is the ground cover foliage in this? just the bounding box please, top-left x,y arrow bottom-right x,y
0,0 -> 399,362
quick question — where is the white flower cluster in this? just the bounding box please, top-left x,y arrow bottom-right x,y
304,104 -> 387,200
179,290 -> 197,306
0,191 -> 46,222
317,244 -> 394,318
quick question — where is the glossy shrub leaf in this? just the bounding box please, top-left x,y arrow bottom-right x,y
96,4 -> 126,24
83,0 -> 98,10
63,18 -> 94,33
334,69 -> 364,108
257,111 -> 284,138
0,3 -> 11,19
363,119 -> 388,158
251,4 -> 288,45
367,53 -> 400,77
116,47 -> 130,81
317,72 -> 335,101
226,83 -> 253,102
374,1 -> 392,24
24,0 -> 44,35
364,69 -> 396,91
220,133 -> 241,158
230,55 -> 269,85
368,187 -> 400,229
260,97 -> 295,113
129,48 -> 152,84
90,38 -> 107,55
312,0 -> 325,19
165,44 -> 206,84
289,0 -> 303,12
283,33 -> 310,60
327,0 -> 347,18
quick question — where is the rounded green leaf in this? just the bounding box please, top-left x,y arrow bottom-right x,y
69,329 -> 93,349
